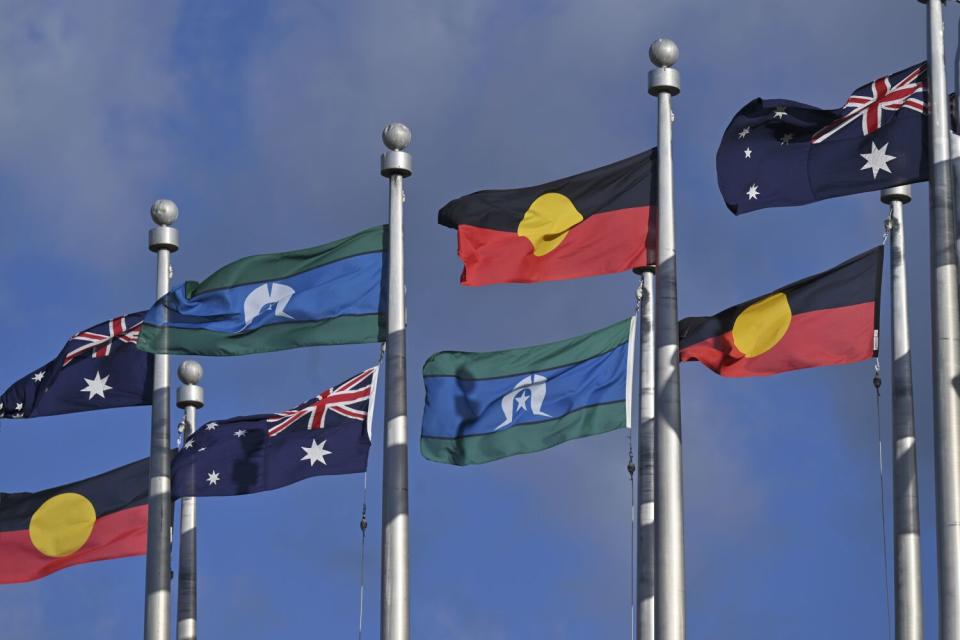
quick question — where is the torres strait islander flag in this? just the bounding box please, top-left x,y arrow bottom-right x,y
679,246 -> 883,377
138,226 -> 387,356
0,458 -> 149,584
421,318 -> 635,465
438,150 -> 657,285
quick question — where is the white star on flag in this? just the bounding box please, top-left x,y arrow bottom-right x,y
738,126 -> 750,139
31,371 -> 45,383
860,141 -> 897,179
773,106 -> 787,120
15,402 -> 23,411
234,429 -> 247,438
744,147 -> 752,159
301,439 -> 332,467
779,132 -> 794,145
184,439 -> 194,449
80,371 -> 112,400
205,422 -> 218,431
746,184 -> 760,200
206,470 -> 220,485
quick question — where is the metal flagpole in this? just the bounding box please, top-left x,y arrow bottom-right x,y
883,186 -> 924,640
920,3 -> 960,638
145,199 -> 179,640
637,270 -> 656,640
649,38 -> 685,640
380,123 -> 412,640
176,361 -> 204,640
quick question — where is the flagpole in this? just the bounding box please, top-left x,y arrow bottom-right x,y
144,199 -> 179,640
176,361 -> 203,640
883,186 -> 924,640
380,123 -> 412,640
649,38 -> 685,640
922,2 -> 960,638
637,269 -> 656,640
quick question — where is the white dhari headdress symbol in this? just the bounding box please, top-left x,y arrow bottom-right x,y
495,374 -> 551,431
242,282 -> 295,330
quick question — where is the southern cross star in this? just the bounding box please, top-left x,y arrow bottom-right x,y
773,106 -> 787,120
205,422 -> 218,431
81,371 -> 112,400
779,132 -> 794,145
860,141 -> 897,179
31,371 -> 45,383
746,184 -> 760,200
744,147 -> 752,159
234,429 -> 247,438
301,439 -> 332,467
738,126 -> 750,139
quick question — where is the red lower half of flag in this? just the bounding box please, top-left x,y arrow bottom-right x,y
680,303 -> 875,377
456,206 -> 654,285
0,504 -> 147,584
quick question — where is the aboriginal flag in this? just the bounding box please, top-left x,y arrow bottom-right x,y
679,246 -> 883,377
438,150 -> 656,285
0,458 -> 148,584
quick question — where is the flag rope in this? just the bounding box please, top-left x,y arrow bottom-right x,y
873,365 -> 893,640
627,419 -> 636,640
358,470 -> 369,640
627,288 -> 640,640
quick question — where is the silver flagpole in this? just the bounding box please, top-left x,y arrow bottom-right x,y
144,199 -> 179,640
637,270 -> 656,640
380,123 -> 412,640
649,38 -> 685,640
921,2 -> 960,638
176,361 -> 204,640
883,186 -> 924,640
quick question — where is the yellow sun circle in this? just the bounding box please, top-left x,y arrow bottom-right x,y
517,192 -> 584,256
731,292 -> 792,358
28,493 -> 96,558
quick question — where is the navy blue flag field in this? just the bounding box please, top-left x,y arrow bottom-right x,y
717,63 -> 928,214
172,366 -> 379,497
0,312 -> 153,419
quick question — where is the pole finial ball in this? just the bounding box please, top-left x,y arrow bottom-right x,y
649,38 -> 679,68
151,199 -> 179,226
178,360 -> 203,385
382,123 -> 412,151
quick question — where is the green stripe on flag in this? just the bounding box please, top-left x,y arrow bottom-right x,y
188,225 -> 386,296
420,402 -> 626,465
138,315 -> 382,356
422,317 -> 632,380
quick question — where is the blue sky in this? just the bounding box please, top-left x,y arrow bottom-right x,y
0,1 -> 951,638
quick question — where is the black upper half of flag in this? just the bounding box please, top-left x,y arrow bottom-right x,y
0,457 -> 148,532
171,367 -> 377,498
717,63 -> 928,214
0,312 -> 154,420
679,245 -> 884,348
438,149 -> 657,231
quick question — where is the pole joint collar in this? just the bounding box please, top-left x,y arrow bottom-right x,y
381,150 -> 413,177
176,385 -> 204,409
149,226 -> 180,252
648,68 -> 680,96
881,185 -> 912,204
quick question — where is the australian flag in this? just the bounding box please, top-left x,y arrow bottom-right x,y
717,63 -> 928,214
172,366 -> 379,498
0,312 -> 153,419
